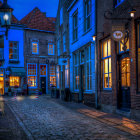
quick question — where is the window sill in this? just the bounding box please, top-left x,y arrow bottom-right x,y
82,28 -> 92,36
9,60 -> 20,64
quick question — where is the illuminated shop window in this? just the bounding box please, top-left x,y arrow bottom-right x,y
9,41 -> 19,60
32,42 -> 39,54
10,76 -> 20,87
50,65 -> 56,87
28,64 -> 37,87
48,44 -> 54,55
28,76 -> 37,87
121,58 -> 130,87
40,65 -> 46,76
102,39 -> 112,89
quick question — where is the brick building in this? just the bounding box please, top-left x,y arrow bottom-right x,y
20,7 -> 56,94
55,0 -> 70,98
96,0 -> 140,119
66,0 -> 96,106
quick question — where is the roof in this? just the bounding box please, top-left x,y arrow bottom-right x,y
20,7 -> 56,32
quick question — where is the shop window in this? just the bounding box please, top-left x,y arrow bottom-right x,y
9,41 -> 19,60
10,76 -> 20,87
48,44 -> 54,55
73,10 -> 78,41
40,65 -> 46,76
50,65 -> 56,87
32,41 -> 39,54
27,64 -> 37,87
102,39 -> 112,89
84,0 -> 91,32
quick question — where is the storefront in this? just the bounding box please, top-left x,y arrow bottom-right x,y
0,69 -> 4,95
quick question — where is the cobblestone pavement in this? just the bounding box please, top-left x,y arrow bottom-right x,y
0,97 -> 28,140
5,95 -> 140,140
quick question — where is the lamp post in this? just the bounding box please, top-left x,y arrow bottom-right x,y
0,0 -> 13,39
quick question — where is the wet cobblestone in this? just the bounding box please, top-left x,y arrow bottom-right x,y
5,95 -> 140,140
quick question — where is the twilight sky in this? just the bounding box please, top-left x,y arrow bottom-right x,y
6,0 -> 59,20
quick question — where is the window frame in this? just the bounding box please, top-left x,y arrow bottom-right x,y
39,64 -> 47,77
72,9 -> 78,42
49,65 -> 56,87
84,0 -> 92,32
48,43 -> 54,55
9,41 -> 19,61
101,39 -> 112,90
27,63 -> 37,88
32,41 -> 39,55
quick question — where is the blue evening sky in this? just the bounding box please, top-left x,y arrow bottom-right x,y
6,0 -> 59,20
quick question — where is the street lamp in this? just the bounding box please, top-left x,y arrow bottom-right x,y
129,8 -> 136,18
93,35 -> 96,41
0,0 -> 13,38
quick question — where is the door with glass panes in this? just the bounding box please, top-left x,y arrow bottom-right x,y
118,57 -> 131,111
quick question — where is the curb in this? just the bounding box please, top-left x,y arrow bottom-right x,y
6,102 -> 34,140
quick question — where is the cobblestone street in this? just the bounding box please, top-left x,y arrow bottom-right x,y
4,95 -> 140,140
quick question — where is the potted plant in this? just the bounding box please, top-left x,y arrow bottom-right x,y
39,88 -> 42,95
8,86 -> 12,96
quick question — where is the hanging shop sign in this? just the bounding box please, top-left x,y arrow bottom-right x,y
112,30 -> 124,41
111,25 -> 125,42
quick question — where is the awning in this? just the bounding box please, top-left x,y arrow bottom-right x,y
10,68 -> 26,77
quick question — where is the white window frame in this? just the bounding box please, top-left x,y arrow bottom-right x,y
48,43 -> 54,55
102,40 -> 112,90
84,0 -> 92,32
27,63 -> 37,88
49,65 -> 56,87
32,41 -> 39,54
73,10 -> 78,42
9,41 -> 19,61
39,64 -> 47,77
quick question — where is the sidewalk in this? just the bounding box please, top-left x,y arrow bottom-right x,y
51,97 -> 140,137
0,97 -> 28,140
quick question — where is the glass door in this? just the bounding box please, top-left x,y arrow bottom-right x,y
118,57 -> 131,111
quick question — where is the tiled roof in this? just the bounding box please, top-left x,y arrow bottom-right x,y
20,7 -> 56,32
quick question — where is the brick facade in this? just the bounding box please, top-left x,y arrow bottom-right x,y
24,30 -> 56,94
97,0 -> 140,119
